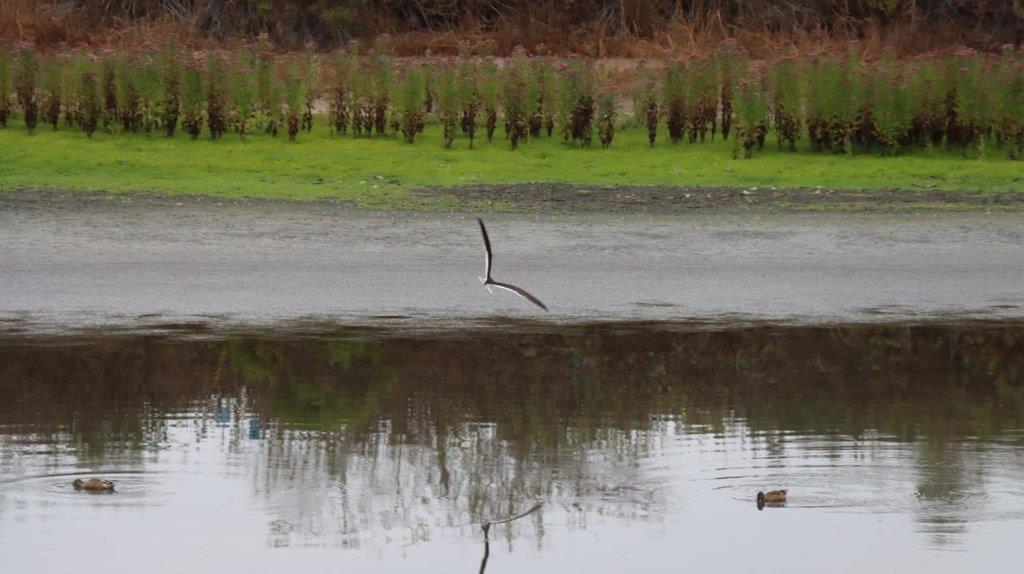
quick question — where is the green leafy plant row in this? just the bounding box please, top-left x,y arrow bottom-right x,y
4,46 -> 1024,159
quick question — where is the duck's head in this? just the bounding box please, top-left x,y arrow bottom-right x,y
756,491 -> 766,504
72,479 -> 84,489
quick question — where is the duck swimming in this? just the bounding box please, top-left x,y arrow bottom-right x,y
756,489 -> 787,509
73,478 -> 115,492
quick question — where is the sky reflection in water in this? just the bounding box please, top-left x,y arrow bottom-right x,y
1,322 -> 1023,573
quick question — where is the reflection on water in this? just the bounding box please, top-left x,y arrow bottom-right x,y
1,322 -> 1023,572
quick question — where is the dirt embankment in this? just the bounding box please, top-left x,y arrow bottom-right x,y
420,183 -> 1024,212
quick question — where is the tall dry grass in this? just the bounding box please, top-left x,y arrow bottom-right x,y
2,1 -> 1024,58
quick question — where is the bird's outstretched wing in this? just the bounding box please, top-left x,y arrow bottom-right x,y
489,281 -> 548,311
477,218 -> 492,281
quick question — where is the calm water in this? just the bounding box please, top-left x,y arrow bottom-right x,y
1,322 -> 1023,573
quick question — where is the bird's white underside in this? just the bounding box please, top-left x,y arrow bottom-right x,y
477,218 -> 546,310
491,283 -> 525,298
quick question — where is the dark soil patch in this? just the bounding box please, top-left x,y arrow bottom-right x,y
6,185 -> 1024,214
418,183 -> 1024,212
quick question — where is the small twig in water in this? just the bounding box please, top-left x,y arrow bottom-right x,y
478,538 -> 490,574
479,502 -> 543,573
481,502 -> 543,541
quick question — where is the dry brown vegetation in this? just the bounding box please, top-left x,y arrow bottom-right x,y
3,1 -> 1024,57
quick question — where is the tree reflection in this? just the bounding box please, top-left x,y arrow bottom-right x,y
0,322 -> 1022,548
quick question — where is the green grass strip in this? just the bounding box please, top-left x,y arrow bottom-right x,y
2,118 -> 1023,209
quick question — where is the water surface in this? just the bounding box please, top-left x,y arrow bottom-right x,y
1,322 -> 1023,573
4,200 -> 1024,326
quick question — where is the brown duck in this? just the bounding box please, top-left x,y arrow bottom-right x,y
73,478 -> 115,492
756,489 -> 787,508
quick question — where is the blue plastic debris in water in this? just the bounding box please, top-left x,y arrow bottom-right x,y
248,418 -> 261,439
216,403 -> 230,426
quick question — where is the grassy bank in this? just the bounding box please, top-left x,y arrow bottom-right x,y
2,118 -> 1023,210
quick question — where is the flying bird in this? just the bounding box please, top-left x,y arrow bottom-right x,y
477,218 -> 548,311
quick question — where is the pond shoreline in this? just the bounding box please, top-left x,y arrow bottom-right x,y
5,185 -> 1024,214
419,182 -> 1024,212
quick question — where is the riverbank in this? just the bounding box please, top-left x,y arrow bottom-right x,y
2,121 -> 1023,212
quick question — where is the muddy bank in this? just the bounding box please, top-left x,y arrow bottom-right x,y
6,184 -> 1024,216
421,183 -> 1024,212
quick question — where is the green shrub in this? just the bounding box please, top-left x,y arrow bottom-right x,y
559,60 -> 594,146
422,69 -> 433,114
949,56 -> 990,156
77,68 -> 100,137
686,60 -> 717,142
719,54 -> 737,140
282,64 -> 306,141
328,54 -> 352,134
101,59 -> 117,133
869,60 -> 913,155
502,52 -> 530,150
630,68 -> 659,147
528,59 -> 558,138
60,57 -> 79,127
133,59 -> 162,134
525,61 -> 543,138
40,57 -> 62,130
181,61 -> 204,140
806,57 -> 863,155
661,62 -> 686,143
733,75 -> 768,159
478,61 -> 500,142
837,58 -> 867,155
597,88 -> 615,148
15,49 -> 38,133
227,54 -> 256,140
350,61 -> 373,137
907,61 -> 947,148
160,50 -> 181,137
0,52 -> 10,128
116,60 -> 141,132
992,53 -> 1024,158
255,54 -> 277,135
539,60 -> 558,137
394,66 -> 425,144
8,47 -> 1024,161
300,51 -> 318,132
368,48 -> 391,136
806,60 -> 834,151
770,58 -> 801,151
205,56 -> 228,140
458,62 -> 479,148
629,68 -> 646,129
436,67 -> 459,149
